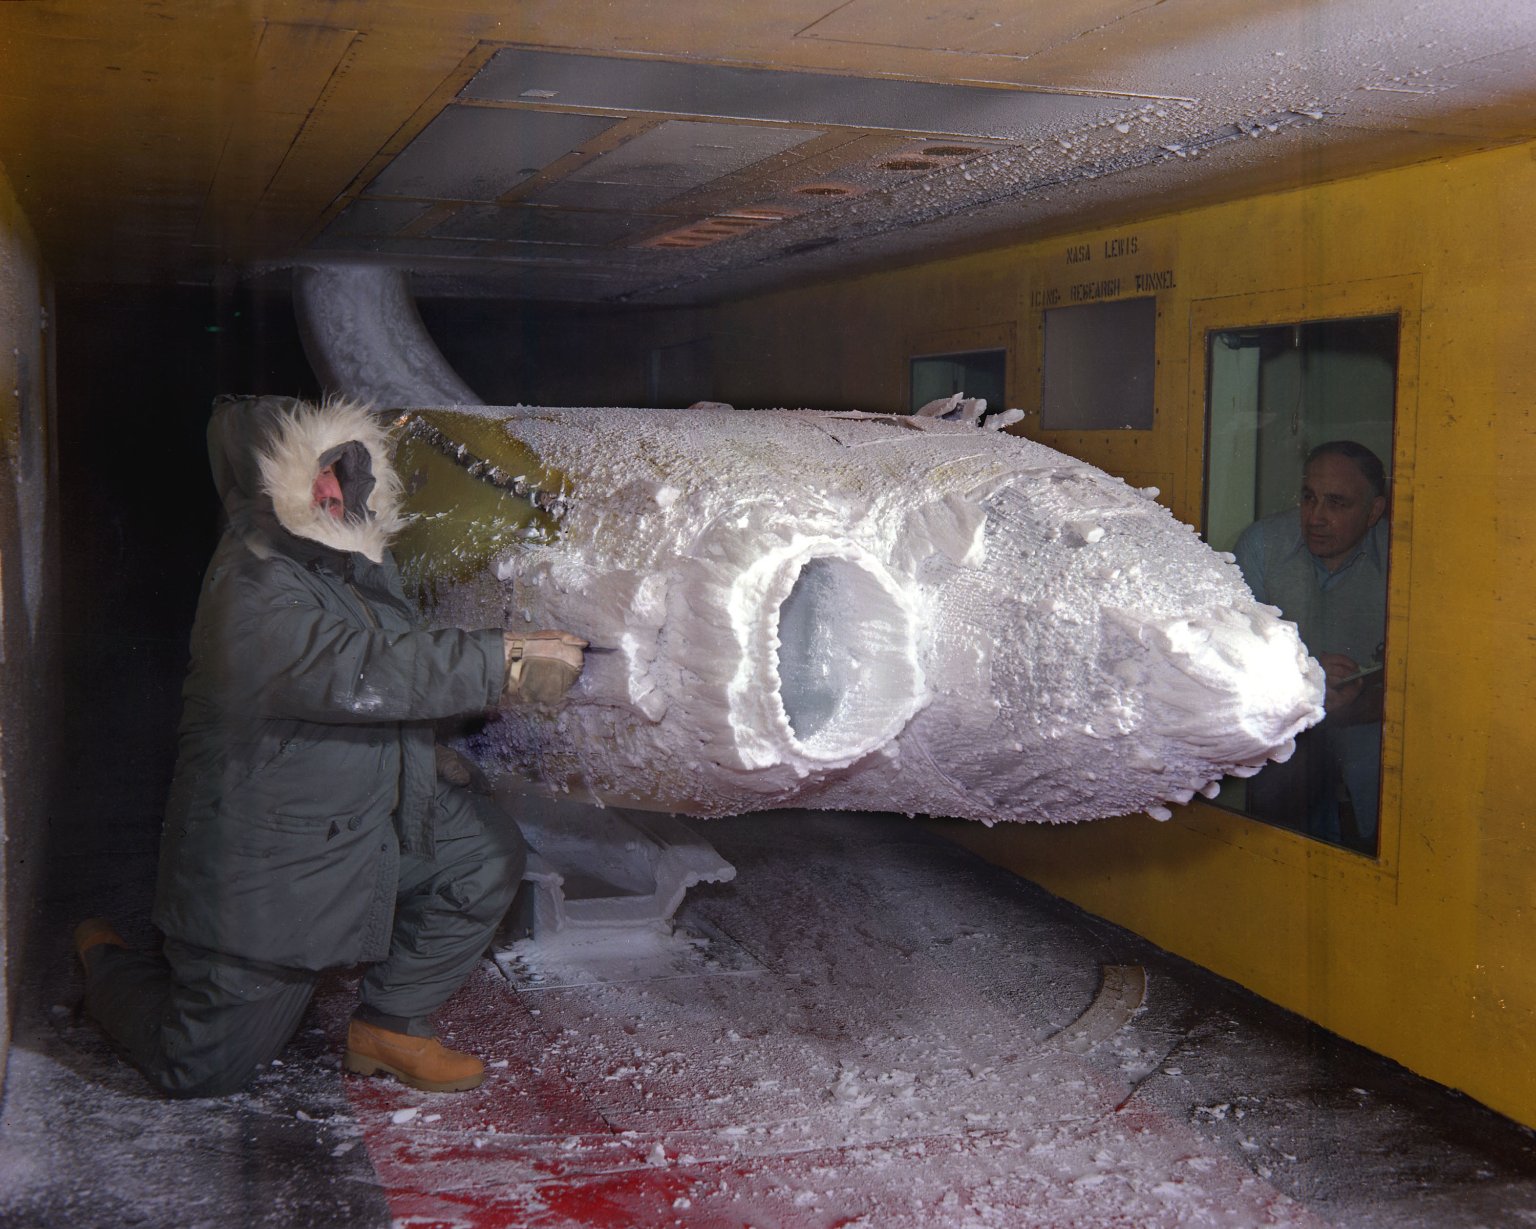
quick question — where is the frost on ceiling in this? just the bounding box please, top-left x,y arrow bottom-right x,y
311,1 -> 1536,304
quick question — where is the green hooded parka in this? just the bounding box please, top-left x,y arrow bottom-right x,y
151,395 -> 509,970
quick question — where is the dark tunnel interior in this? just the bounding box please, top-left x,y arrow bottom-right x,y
43,287 -> 319,947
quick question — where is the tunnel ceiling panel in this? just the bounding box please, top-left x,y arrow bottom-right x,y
364,107 -> 624,202
426,205 -> 678,247
793,0 -> 1164,60
321,200 -> 439,241
526,121 -> 827,211
0,1 -> 1533,302
462,48 -> 1117,138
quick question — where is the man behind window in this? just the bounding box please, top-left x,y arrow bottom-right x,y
1234,440 -> 1388,851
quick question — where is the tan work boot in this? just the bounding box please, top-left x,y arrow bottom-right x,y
72,918 -> 127,971
343,1018 -> 485,1092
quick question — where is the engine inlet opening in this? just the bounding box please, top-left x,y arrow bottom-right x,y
774,556 -> 920,756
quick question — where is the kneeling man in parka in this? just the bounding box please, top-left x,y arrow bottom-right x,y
75,395 -> 586,1096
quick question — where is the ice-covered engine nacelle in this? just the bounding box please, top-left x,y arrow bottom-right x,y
390,404 -> 1322,826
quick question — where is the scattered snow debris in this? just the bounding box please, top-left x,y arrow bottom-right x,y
24,774 -> 1517,1227
391,1107 -> 421,1125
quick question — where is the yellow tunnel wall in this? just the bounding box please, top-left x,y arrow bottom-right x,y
711,139 -> 1536,1128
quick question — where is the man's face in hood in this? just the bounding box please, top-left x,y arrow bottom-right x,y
313,464 -> 345,521
213,397 -> 402,564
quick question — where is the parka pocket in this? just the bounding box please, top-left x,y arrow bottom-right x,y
223,723 -> 305,793
222,810 -> 332,860
263,810 -> 340,835
230,725 -> 396,822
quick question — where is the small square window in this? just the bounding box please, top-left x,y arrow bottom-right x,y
1041,297 -> 1156,430
909,348 -> 1006,414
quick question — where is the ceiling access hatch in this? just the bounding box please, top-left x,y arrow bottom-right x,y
428,204 -> 676,246
463,47 -> 1121,140
318,199 -> 437,241
529,120 -> 824,211
366,106 -> 623,201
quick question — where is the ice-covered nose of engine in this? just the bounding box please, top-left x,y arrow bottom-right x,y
1117,604 -> 1325,767
868,469 -> 1326,824
709,462 -> 1325,825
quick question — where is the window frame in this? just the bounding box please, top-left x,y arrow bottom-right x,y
1040,295 -> 1159,431
1200,312 -> 1401,858
905,321 -> 1016,417
1181,277 -> 1421,889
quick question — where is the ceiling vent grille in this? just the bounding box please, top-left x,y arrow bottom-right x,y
793,181 -> 862,198
640,208 -> 792,250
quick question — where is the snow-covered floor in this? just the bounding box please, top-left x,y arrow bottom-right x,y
5,810 -> 1536,1229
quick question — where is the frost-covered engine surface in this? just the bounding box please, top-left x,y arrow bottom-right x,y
393,404 -> 1323,826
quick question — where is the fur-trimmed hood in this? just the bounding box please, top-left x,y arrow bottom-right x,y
207,395 -> 405,563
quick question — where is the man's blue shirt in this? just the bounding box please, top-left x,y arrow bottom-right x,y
1233,509 -> 1388,667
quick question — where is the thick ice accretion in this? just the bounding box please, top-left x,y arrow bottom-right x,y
1116,606 -> 1321,765
400,405 -> 1323,826
729,541 -> 926,774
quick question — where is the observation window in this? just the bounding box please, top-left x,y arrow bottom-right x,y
1041,296 -> 1156,430
647,336 -> 713,407
1203,314 -> 1398,857
909,348 -> 1006,414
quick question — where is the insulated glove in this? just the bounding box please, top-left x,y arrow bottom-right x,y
433,743 -> 474,788
503,630 -> 588,705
